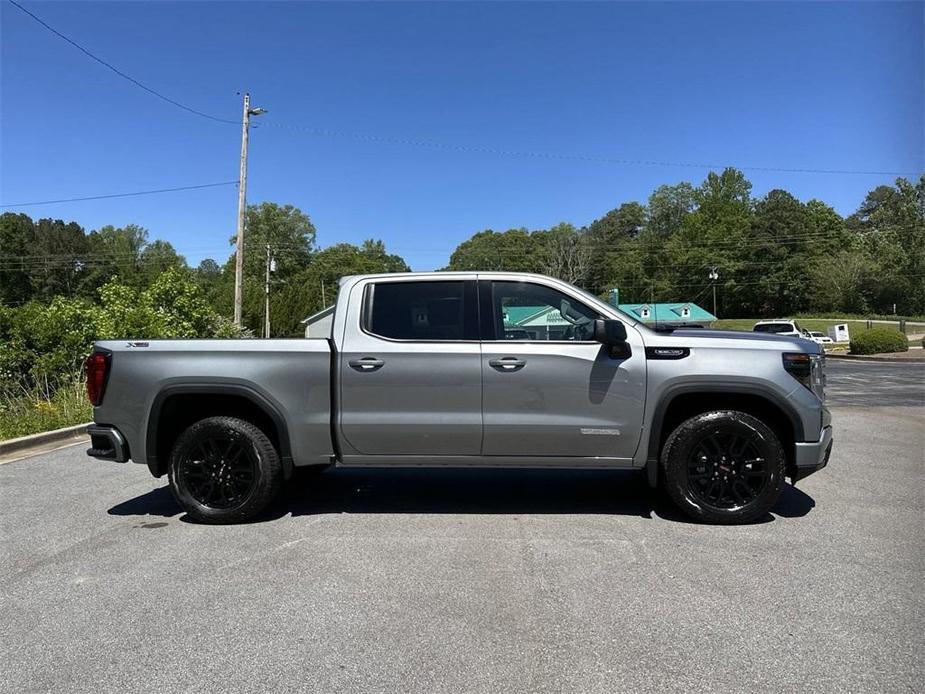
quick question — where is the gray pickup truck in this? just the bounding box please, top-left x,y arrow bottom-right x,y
85,272 -> 832,524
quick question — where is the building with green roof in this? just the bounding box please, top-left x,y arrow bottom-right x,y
616,302 -> 716,326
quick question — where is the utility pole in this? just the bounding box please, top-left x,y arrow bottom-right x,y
232,93 -> 267,327
264,243 -> 274,338
709,266 -> 719,318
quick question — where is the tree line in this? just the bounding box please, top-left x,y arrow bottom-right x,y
445,170 -> 924,317
1,168 -> 923,345
0,202 -> 409,340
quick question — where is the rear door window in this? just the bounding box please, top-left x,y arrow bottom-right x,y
366,281 -> 478,341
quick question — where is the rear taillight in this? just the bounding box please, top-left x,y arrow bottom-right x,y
84,352 -> 110,406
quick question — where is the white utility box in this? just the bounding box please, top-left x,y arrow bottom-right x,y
828,323 -> 850,343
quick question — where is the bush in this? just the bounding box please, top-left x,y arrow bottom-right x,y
850,329 -> 909,355
0,376 -> 91,440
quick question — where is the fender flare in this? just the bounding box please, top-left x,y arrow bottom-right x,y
145,382 -> 294,479
643,382 -> 805,488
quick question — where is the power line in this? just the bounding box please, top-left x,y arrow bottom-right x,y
6,0 -> 237,124
0,181 -> 238,208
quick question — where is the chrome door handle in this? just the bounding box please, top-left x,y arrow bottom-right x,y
489,357 -> 526,371
348,357 -> 385,372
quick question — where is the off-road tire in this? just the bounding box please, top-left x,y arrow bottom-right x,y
168,416 -> 283,524
660,410 -> 786,524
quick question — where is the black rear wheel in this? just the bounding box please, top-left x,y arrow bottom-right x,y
661,410 -> 785,524
168,416 -> 282,524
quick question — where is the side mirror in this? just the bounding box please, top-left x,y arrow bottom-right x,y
593,319 -> 627,346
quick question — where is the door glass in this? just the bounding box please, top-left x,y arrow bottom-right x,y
368,281 -> 474,340
490,281 -> 600,341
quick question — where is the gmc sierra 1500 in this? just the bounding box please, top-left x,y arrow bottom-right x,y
86,272 -> 832,524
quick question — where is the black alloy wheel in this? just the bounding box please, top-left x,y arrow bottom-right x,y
660,410 -> 786,524
168,416 -> 283,524
178,437 -> 257,510
685,431 -> 770,511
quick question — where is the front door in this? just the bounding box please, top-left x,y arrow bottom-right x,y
339,277 -> 482,456
479,279 -> 646,460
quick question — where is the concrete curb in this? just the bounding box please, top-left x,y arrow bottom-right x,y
0,423 -> 91,456
826,354 -> 925,364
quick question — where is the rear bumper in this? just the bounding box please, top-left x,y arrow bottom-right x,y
792,425 -> 833,482
86,425 -> 129,463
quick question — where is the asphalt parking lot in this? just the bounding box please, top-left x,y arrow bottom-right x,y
1,362 -> 922,694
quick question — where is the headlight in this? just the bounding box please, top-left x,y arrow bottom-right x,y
783,352 -> 825,399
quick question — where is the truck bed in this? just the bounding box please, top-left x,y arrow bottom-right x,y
92,339 -> 334,471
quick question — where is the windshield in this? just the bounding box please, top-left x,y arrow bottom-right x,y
753,322 -> 796,333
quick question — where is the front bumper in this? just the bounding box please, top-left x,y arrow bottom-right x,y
792,425 -> 833,482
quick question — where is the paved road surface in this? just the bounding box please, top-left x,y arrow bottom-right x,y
1,363 -> 922,694
825,359 -> 924,407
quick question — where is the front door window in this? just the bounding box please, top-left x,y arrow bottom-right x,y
489,281 -> 599,341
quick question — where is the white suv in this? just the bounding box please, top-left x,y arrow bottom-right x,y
753,319 -> 803,337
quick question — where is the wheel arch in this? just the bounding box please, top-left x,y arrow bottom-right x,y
145,383 -> 294,479
645,384 -> 803,487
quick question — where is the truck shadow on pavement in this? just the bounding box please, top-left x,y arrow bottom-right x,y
108,468 -> 816,525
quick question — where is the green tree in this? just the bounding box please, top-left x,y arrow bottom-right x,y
446,228 -> 541,272
587,202 -> 646,244
533,223 -> 593,286
139,239 -> 186,286
612,182 -> 697,303
646,182 -> 697,238
738,189 -> 812,316
848,177 -> 925,314
96,268 -> 240,341
0,213 -> 36,305
0,297 -> 99,391
584,203 -> 647,293
194,258 -> 224,308
647,170 -> 752,312
227,202 -> 316,281
31,218 -> 89,300
83,224 -> 149,290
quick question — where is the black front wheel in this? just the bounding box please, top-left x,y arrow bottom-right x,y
660,410 -> 786,524
168,416 -> 283,524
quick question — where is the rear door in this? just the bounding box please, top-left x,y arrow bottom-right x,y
479,278 -> 646,460
338,277 -> 482,456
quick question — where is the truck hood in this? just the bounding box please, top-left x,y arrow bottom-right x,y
645,328 -> 821,353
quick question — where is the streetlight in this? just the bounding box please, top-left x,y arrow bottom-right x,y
708,267 -> 719,318
233,93 -> 268,327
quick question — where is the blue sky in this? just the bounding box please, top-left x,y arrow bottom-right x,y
1,1 -> 922,270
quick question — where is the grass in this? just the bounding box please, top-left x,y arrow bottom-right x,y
0,378 -> 92,441
792,312 -> 925,322
712,317 -> 922,340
